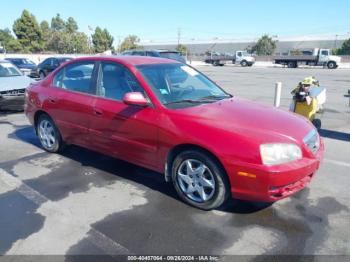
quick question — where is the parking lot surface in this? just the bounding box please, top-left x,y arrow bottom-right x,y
0,66 -> 349,258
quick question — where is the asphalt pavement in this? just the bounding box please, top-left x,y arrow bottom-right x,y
0,66 -> 349,260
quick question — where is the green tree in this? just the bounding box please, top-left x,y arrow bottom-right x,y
336,38 -> 350,55
252,34 -> 277,55
13,10 -> 43,52
175,44 -> 188,55
92,27 -> 114,53
51,14 -> 65,32
40,20 -> 51,51
65,17 -> 78,33
0,28 -> 22,53
119,35 -> 141,52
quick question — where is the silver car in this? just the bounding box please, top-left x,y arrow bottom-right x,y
0,60 -> 33,110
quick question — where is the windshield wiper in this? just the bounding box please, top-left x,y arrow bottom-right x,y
164,99 -> 213,105
197,94 -> 232,101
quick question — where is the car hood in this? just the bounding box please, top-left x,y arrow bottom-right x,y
0,75 -> 33,92
171,98 -> 314,144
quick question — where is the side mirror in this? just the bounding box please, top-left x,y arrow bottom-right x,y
123,92 -> 149,107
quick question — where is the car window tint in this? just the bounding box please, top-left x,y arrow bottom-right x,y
98,62 -> 144,101
60,62 -> 95,94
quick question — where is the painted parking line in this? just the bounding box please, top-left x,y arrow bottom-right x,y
324,158 -> 350,168
0,168 -> 131,255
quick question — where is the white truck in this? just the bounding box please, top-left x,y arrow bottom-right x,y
274,48 -> 341,69
204,51 -> 255,67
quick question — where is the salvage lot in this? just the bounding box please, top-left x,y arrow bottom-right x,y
0,66 -> 349,258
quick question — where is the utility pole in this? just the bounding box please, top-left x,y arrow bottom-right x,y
177,27 -> 181,46
334,34 -> 339,49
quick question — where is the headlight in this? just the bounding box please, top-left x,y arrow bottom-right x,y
260,143 -> 302,166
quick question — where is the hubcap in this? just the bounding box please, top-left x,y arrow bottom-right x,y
38,120 -> 56,149
177,159 -> 216,203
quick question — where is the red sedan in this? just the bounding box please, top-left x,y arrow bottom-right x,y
25,56 -> 324,210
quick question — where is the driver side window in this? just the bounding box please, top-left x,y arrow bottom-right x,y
98,62 -> 144,101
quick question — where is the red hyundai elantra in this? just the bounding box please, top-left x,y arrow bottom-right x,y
25,56 -> 324,210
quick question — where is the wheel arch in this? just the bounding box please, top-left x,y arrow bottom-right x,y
34,110 -> 49,129
165,143 -> 230,187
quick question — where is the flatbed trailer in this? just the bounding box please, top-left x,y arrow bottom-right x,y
274,48 -> 341,69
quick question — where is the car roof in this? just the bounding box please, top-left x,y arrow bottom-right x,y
0,59 -> 12,63
72,55 -> 180,66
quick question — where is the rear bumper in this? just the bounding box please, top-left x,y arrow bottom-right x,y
225,142 -> 324,202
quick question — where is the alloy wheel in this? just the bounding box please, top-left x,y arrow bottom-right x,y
38,119 -> 56,150
177,159 -> 216,203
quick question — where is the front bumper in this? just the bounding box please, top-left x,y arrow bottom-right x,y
0,94 -> 25,110
226,140 -> 324,202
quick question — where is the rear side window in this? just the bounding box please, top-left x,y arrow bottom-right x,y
53,62 -> 96,95
97,62 -> 144,101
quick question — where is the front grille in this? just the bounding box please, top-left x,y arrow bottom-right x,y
0,88 -> 25,97
303,129 -> 320,155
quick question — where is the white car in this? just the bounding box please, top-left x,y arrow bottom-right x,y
0,60 -> 33,110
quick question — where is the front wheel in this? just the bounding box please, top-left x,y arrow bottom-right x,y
327,61 -> 337,69
171,150 -> 230,210
39,71 -> 46,79
36,114 -> 64,153
240,60 -> 248,67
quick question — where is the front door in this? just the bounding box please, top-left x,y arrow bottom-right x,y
89,61 -> 159,169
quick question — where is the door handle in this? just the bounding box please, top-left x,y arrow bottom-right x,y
93,108 -> 103,116
48,97 -> 57,103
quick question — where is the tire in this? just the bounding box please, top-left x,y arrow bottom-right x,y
171,150 -> 230,210
327,61 -> 337,69
36,114 -> 64,153
287,61 -> 297,68
312,118 -> 322,129
39,71 -> 46,79
240,60 -> 248,67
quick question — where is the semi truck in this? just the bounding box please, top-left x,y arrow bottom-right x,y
204,51 -> 255,67
274,48 -> 341,69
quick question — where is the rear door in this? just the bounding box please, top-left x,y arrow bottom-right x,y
89,61 -> 159,169
45,60 -> 98,146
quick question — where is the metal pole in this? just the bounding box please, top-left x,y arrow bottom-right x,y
274,82 -> 282,107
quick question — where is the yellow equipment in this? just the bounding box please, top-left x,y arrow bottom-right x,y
294,98 -> 318,121
290,77 -> 324,129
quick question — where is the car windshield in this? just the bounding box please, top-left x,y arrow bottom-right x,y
12,59 -> 35,65
241,51 -> 249,56
137,63 -> 231,108
22,59 -> 35,64
0,62 -> 22,77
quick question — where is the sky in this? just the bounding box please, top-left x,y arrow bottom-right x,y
1,0 -> 350,44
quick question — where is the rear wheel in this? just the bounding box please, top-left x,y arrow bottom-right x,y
287,61 -> 297,68
213,60 -> 220,66
36,114 -> 64,153
171,150 -> 230,210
